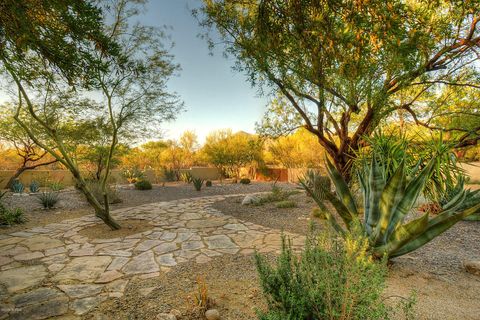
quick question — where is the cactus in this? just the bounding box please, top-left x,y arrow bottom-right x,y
300,169 -> 331,200
300,157 -> 480,259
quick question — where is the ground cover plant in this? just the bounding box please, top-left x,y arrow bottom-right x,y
38,192 -> 59,209
135,180 -> 153,190
255,229 -> 415,319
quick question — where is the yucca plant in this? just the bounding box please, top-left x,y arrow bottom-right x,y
10,180 -> 24,193
181,172 -> 194,184
192,177 -> 204,191
38,192 -> 59,209
301,157 -> 480,258
29,181 -> 40,193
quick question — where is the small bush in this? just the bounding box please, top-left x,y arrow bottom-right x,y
240,178 -> 251,185
38,192 -> 59,209
86,180 -> 122,204
162,168 -> 178,182
181,172 -> 193,184
206,180 -> 212,187
10,180 -> 24,193
276,200 -> 296,208
49,181 -> 64,191
311,207 -> 325,218
255,230 -> 393,320
193,178 -> 204,191
0,206 -> 25,226
29,181 -> 40,193
192,276 -> 215,314
255,185 -> 299,206
135,180 -> 153,190
123,167 -> 145,184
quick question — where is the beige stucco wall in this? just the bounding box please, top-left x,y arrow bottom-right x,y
460,162 -> 480,183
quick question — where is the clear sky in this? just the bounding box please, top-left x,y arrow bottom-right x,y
142,0 -> 269,143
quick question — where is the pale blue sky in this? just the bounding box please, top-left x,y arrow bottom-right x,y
143,0 -> 269,142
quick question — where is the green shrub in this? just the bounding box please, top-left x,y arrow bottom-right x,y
135,180 -> 153,190
123,167 -> 145,184
181,172 -> 193,184
206,180 -> 212,187
29,181 -> 40,193
299,169 -> 330,200
162,168 -> 178,182
193,178 -> 204,191
240,178 -> 251,185
49,181 -> 64,191
255,230 -> 391,320
0,205 -> 25,226
38,192 -> 59,209
255,185 -> 298,206
86,180 -> 122,204
10,180 -> 24,193
275,200 -> 296,208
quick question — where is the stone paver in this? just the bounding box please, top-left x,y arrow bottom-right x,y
0,193 -> 305,318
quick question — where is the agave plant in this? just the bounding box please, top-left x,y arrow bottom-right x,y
301,157 -> 480,258
193,178 -> 204,191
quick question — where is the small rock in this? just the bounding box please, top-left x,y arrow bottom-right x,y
156,313 -> 176,320
241,194 -> 260,205
464,260 -> 480,276
205,309 -> 221,320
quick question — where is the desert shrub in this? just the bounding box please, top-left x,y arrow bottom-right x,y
162,167 -> 178,182
255,185 -> 298,206
10,180 -> 24,193
299,169 -> 330,200
85,180 -> 122,204
135,180 -> 152,190
49,181 -> 64,191
29,181 -> 40,193
193,178 -> 204,191
192,276 -> 215,314
275,200 -> 296,208
206,180 -> 212,187
255,230 -> 391,320
123,167 -> 145,184
0,205 -> 25,226
181,172 -> 194,184
38,192 -> 59,209
240,178 -> 251,185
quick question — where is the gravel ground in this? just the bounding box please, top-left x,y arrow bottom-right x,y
87,254 -> 272,320
212,192 -> 322,235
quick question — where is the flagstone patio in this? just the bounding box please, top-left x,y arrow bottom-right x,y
0,194 -> 305,319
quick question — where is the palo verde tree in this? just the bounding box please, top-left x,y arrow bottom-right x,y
0,0 -> 182,229
199,0 -> 480,180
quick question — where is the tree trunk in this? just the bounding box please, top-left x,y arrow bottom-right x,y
75,179 -> 121,230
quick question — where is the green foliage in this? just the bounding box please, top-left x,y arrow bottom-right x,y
206,180 -> 213,187
240,178 -> 251,185
181,172 -> 194,184
352,131 -> 462,203
299,169 -> 330,200
162,168 -> 178,182
10,180 -> 24,193
123,167 -> 145,184
301,157 -> 480,258
201,130 -> 263,179
255,230 -> 393,320
85,180 -> 122,205
0,205 -> 25,226
29,181 -> 40,193
49,181 -> 64,192
275,200 -> 296,208
255,185 -> 298,206
200,0 -> 480,178
135,180 -> 152,191
37,192 -> 59,209
193,178 -> 204,191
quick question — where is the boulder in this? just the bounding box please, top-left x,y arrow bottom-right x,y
464,260 -> 480,276
241,195 -> 260,206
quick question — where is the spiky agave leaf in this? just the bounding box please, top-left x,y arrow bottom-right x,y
366,155 -> 385,242
325,157 -> 358,218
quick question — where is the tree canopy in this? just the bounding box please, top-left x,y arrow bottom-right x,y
200,0 -> 480,178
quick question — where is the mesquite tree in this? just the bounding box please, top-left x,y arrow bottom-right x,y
199,0 -> 480,180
